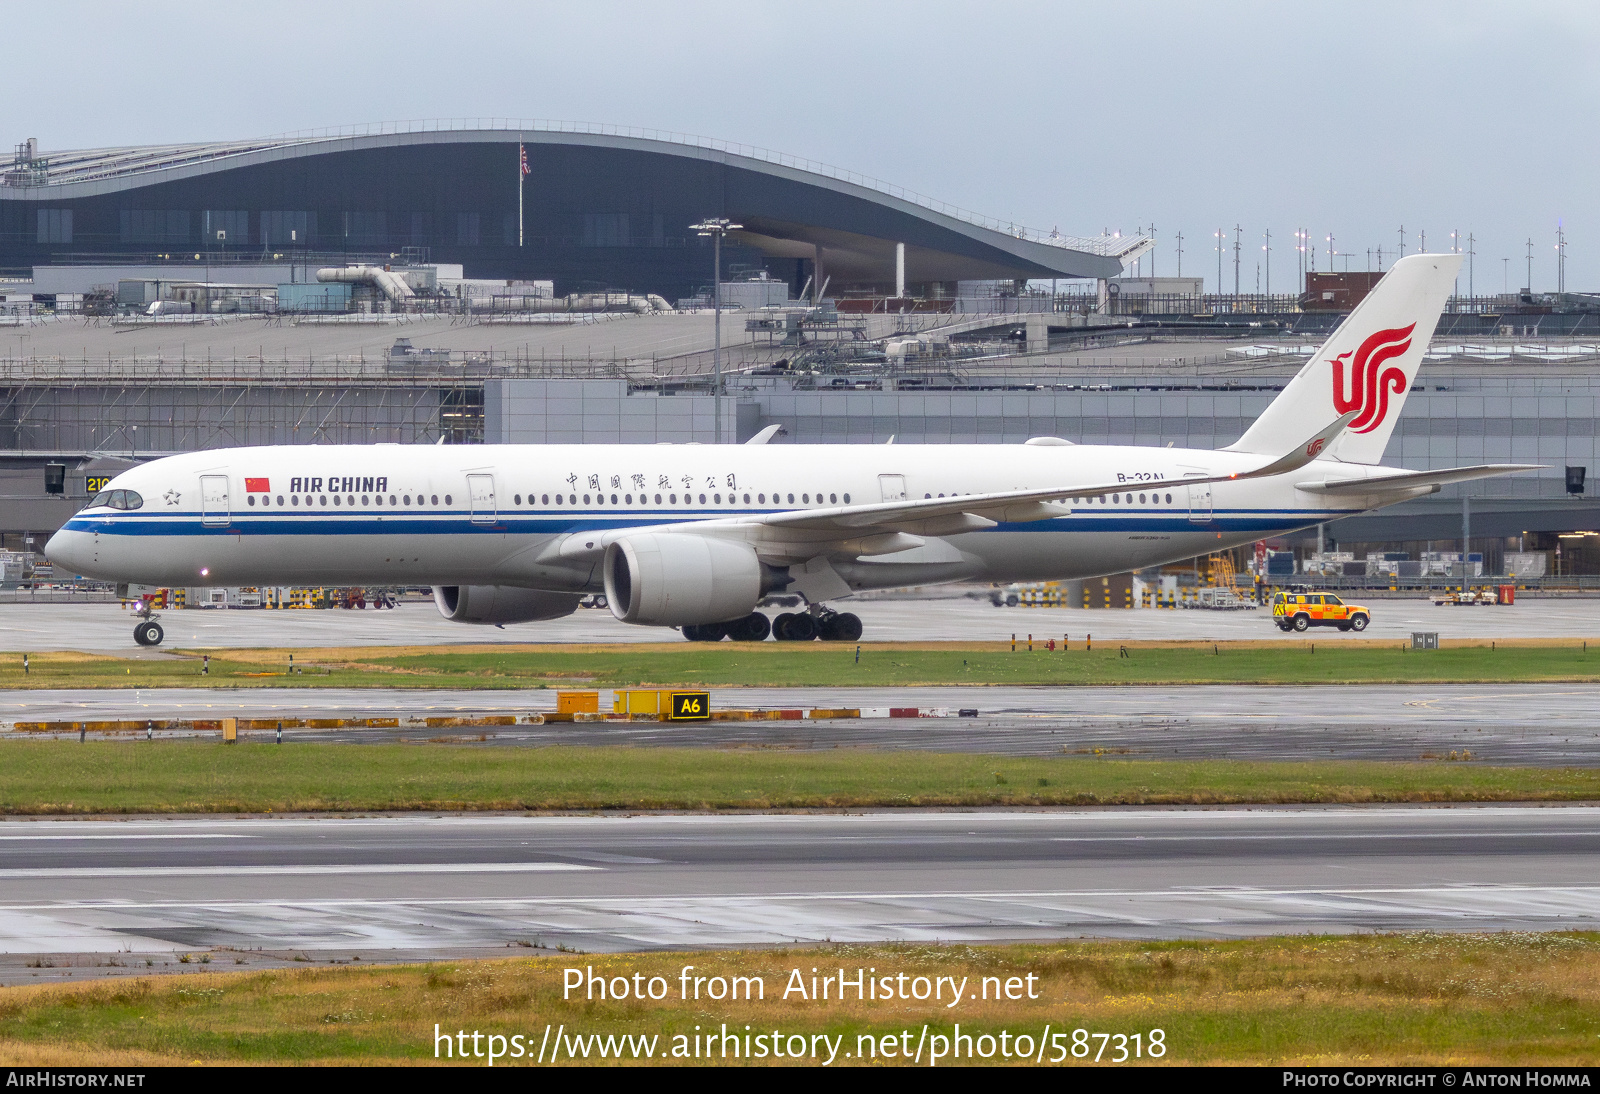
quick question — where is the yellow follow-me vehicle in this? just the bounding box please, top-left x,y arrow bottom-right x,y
1271,591 -> 1371,633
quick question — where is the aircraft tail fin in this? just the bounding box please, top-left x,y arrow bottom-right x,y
1225,252 -> 1463,465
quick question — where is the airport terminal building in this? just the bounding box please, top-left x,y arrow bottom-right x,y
0,123 -> 1133,301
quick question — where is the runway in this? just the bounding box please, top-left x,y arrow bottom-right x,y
8,683 -> 1600,764
1,806 -> 1596,981
5,597 -> 1599,653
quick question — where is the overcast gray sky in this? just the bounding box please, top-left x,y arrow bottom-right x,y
6,1 -> 1596,291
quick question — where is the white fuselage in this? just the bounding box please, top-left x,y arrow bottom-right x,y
47,442 -> 1365,595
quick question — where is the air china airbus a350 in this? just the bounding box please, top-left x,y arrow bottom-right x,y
49,253 -> 1535,647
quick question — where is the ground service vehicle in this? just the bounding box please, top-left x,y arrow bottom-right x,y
1272,592 -> 1371,632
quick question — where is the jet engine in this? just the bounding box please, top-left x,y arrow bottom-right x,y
603,533 -> 777,626
432,585 -> 583,625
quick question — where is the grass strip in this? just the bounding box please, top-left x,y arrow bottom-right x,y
4,935 -> 1599,1065
0,741 -> 1595,814
3,641 -> 1600,689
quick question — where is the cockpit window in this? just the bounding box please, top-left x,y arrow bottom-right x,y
87,489 -> 143,511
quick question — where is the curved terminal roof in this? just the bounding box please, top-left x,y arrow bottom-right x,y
3,121 -> 1146,282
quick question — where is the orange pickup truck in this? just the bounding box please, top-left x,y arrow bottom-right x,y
1271,592 -> 1371,632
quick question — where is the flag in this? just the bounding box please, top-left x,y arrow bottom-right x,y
245,478 -> 270,493
519,144 -> 529,177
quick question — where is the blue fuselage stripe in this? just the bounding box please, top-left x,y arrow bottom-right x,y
64,507 -> 1357,538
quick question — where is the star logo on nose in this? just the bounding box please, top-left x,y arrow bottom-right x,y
164,489 -> 181,505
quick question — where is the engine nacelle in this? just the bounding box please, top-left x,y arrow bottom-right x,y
432,585 -> 583,625
603,533 -> 766,626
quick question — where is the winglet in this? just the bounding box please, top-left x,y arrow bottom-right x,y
745,424 -> 785,445
1233,411 -> 1357,480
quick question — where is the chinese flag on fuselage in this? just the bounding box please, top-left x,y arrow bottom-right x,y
245,478 -> 270,493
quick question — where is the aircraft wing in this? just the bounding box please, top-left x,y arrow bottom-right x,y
719,412 -> 1357,535
1294,464 -> 1544,494
556,417 -> 1353,564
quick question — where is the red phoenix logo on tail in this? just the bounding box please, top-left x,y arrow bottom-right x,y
1330,323 -> 1415,433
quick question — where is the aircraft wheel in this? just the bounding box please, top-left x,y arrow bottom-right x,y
820,612 -> 862,641
774,612 -> 817,641
134,621 -> 164,647
1292,614 -> 1310,632
1350,614 -> 1369,631
681,623 -> 725,642
1337,623 -> 1352,632
725,612 -> 771,642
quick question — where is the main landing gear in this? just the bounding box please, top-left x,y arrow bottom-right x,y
681,608 -> 861,643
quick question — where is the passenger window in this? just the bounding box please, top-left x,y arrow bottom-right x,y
802,493 -> 809,503
333,495 -> 341,506
1326,595 -> 1342,605
360,495 -> 368,505
787,493 -> 795,503
843,492 -> 850,503
698,493 -> 706,504
544,494 -> 551,504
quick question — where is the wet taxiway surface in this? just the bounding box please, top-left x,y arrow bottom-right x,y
1,806 -> 1596,979
7,683 -> 1600,765
5,597 -> 1599,652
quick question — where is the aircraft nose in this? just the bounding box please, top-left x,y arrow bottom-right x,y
44,528 -> 87,573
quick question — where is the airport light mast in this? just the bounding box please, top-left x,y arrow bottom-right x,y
690,217 -> 742,443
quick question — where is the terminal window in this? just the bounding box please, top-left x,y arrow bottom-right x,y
583,213 -> 630,247
456,213 -> 481,245
260,210 -> 315,246
203,210 -> 250,245
36,209 -> 72,244
119,210 -> 188,244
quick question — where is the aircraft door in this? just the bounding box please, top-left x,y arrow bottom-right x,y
467,474 -> 497,524
1185,475 -> 1212,524
878,474 -> 906,501
200,475 -> 230,527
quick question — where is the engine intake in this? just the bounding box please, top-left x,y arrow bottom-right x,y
432,585 -> 582,625
603,533 -> 770,626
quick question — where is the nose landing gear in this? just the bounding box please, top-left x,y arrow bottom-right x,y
132,600 -> 164,646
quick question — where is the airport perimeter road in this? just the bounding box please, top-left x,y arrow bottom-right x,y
0,806 -> 1597,978
5,598 -> 1600,652
7,683 -> 1600,764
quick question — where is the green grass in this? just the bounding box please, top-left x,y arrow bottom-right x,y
4,641 -> 1600,690
5,935 -> 1599,1065
0,741 -> 1595,813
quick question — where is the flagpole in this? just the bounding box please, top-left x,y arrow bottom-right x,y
518,142 -> 524,247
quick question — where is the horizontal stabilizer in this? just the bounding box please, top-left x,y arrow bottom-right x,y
1295,464 -> 1543,494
